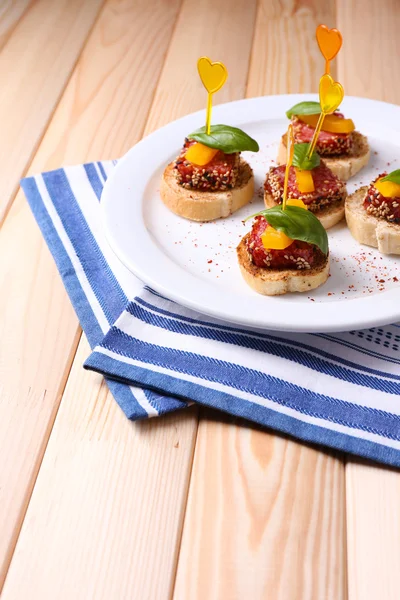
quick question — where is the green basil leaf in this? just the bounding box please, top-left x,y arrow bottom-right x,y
380,169 -> 400,184
286,101 -> 321,119
247,206 -> 328,255
188,124 -> 259,153
292,143 -> 320,171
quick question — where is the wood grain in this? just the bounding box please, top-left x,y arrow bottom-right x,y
1,0 -> 257,598
247,0 -> 337,98
0,0 -> 181,590
174,416 -> 346,600
337,0 -> 400,103
337,2 -> 400,598
174,3 -> 347,598
0,0 -> 105,226
2,338 -> 198,600
0,0 -> 31,51
346,461 -> 400,600
145,0 -> 257,133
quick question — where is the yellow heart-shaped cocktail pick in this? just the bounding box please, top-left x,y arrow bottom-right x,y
319,73 -> 344,114
197,57 -> 228,134
197,57 -> 228,94
307,73 -> 345,158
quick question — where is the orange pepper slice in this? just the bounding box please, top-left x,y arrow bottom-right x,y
185,142 -> 219,166
374,177 -> 400,198
299,114 -> 355,134
261,199 -> 308,251
261,227 -> 293,251
294,168 -> 315,193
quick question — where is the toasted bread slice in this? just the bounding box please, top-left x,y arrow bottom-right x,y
277,131 -> 370,181
237,234 -> 329,295
160,159 -> 254,222
264,190 -> 345,230
345,186 -> 400,254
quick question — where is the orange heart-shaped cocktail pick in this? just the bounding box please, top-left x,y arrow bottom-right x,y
316,25 -> 342,73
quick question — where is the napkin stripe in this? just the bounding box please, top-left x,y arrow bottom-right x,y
83,164 -> 104,199
97,162 -> 108,182
22,171 -> 184,418
316,332 -> 400,365
42,170 -> 128,325
107,380 -> 151,419
123,305 -> 400,416
131,298 -> 400,386
88,350 -> 400,465
86,349 -> 400,456
63,165 -> 187,416
27,175 -> 108,340
93,326 -> 400,440
142,287 -> 400,368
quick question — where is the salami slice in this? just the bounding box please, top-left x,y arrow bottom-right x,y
247,216 -> 324,269
364,174 -> 400,223
265,163 -> 346,212
174,139 -> 239,191
292,115 -> 353,156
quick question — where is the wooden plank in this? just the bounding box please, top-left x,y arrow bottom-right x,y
174,3 -> 347,599
337,1 -> 400,598
144,0 -> 257,133
337,0 -> 400,103
0,0 -> 105,226
346,461 -> 400,600
247,0 -> 337,97
3,339 -> 199,600
1,0 -> 257,598
0,0 -> 181,590
175,415 -> 346,600
0,0 -> 31,52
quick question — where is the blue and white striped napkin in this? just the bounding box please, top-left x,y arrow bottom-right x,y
22,162 -> 400,467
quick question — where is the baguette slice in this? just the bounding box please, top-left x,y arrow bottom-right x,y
160,159 -> 254,222
237,234 -> 330,295
264,190 -> 345,230
345,186 -> 400,254
277,131 -> 370,181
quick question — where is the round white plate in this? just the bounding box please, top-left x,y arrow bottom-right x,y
101,94 -> 400,332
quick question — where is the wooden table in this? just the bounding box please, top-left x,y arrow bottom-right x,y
0,1 -> 399,598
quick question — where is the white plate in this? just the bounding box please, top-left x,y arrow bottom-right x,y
101,94 -> 400,332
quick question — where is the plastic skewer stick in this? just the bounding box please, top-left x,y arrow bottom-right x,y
282,124 -> 295,211
307,73 -> 344,159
